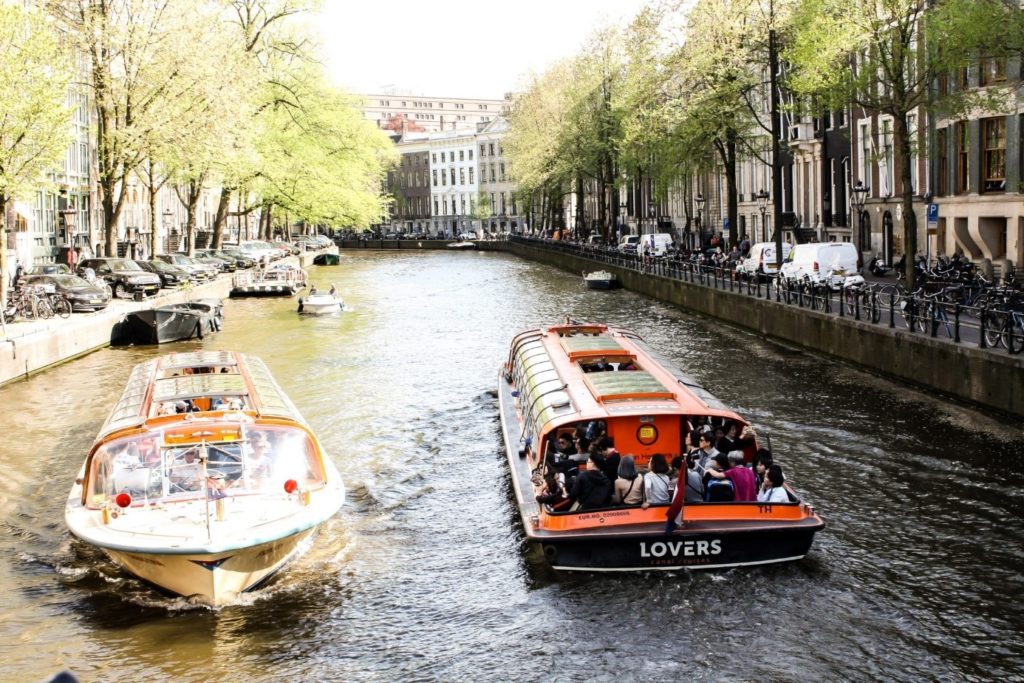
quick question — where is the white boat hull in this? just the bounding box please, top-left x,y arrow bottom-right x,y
103,528 -> 314,605
298,294 -> 343,314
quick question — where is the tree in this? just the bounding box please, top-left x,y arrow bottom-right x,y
787,0 -> 1024,288
0,3 -> 72,309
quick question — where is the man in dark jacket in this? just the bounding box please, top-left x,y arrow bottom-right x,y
570,454 -> 613,510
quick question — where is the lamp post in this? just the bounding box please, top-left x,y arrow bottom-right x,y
755,189 -> 770,244
850,180 -> 869,254
695,192 -> 706,250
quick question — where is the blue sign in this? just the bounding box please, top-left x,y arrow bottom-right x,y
723,217 -> 730,231
927,203 -> 939,224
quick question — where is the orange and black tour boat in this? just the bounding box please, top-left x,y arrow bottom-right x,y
498,322 -> 825,571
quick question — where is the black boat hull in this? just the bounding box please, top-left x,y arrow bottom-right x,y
535,523 -> 822,571
119,303 -> 219,345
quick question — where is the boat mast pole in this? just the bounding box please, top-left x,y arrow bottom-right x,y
199,442 -> 212,543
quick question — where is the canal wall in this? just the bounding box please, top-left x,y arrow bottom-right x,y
0,276 -> 233,385
503,241 -> 1024,418
338,239 -> 456,251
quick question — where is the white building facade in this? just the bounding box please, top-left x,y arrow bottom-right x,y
428,130 -> 479,237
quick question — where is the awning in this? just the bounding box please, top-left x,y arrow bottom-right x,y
13,201 -> 33,220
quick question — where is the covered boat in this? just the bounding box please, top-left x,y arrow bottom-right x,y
583,270 -> 618,290
117,300 -> 222,345
498,322 -> 824,571
65,351 -> 345,605
297,292 -> 343,315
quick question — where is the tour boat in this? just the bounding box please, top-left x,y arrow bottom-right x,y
230,264 -> 306,297
65,350 -> 345,605
297,292 -> 343,315
583,270 -> 618,290
498,322 -> 825,571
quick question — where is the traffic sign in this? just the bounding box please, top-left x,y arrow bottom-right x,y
927,203 -> 939,233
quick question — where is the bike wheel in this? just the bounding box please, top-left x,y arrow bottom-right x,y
36,298 -> 54,319
844,289 -> 857,315
868,294 -> 882,324
1001,318 -> 1024,353
983,310 -> 1005,348
52,295 -> 72,319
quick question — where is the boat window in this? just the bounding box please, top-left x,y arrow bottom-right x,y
85,426 -> 325,508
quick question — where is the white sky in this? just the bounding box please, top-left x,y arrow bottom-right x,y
316,0 -> 653,99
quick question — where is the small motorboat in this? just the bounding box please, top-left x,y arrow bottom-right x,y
446,241 -> 476,250
297,292 -> 343,315
65,350 -> 345,605
583,270 -> 618,290
117,299 -> 222,345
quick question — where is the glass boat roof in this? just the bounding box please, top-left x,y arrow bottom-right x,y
586,371 -> 673,401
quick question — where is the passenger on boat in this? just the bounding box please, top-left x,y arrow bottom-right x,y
169,452 -> 202,493
568,453 -> 613,510
535,469 -> 569,509
753,449 -> 774,489
600,449 -> 621,489
693,432 -> 719,471
682,453 -> 705,503
310,284 -> 318,295
611,455 -> 645,505
554,434 -> 575,457
717,422 -> 756,458
757,464 -> 789,503
329,283 -> 337,296
246,433 -> 273,480
618,360 -> 638,371
641,454 -> 673,507
701,453 -> 734,501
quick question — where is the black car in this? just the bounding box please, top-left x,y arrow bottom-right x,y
76,258 -> 161,298
20,274 -> 112,312
218,248 -> 256,269
136,259 -> 193,288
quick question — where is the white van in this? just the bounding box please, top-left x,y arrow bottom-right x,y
638,233 -> 674,256
779,242 -> 860,287
618,235 -> 640,253
740,241 -> 792,277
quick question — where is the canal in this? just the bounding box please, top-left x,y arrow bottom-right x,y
2,250 -> 1022,681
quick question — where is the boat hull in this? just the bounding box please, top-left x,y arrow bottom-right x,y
102,528 -> 314,605
584,278 -> 616,290
313,253 -> 340,265
298,294 -> 342,315
536,523 -> 821,571
118,304 -> 218,345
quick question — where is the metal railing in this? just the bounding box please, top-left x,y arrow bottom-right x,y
510,237 -> 1023,356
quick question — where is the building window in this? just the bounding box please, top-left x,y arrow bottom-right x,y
499,162 -> 505,181
432,153 -> 437,163
459,168 -> 465,185
490,164 -> 496,183
880,118 -> 894,196
480,144 -> 486,157
441,152 -> 446,163
859,122 -> 871,195
907,113 -> 918,195
936,127 -> 949,197
955,120 -> 969,194
432,169 -> 438,187
441,170 -> 446,186
489,143 -> 495,156
434,200 -> 439,215
459,150 -> 464,161
468,150 -> 473,161
450,168 -> 455,185
490,193 -> 496,216
982,117 -> 1006,193
469,168 -> 474,184
980,57 -> 1006,86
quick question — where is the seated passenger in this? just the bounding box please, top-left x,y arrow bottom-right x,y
618,360 -> 638,371
757,464 -> 789,503
664,454 -> 705,531
708,450 -> 757,499
717,421 -> 757,460
611,455 -> 645,505
641,454 -> 673,507
752,448 -> 774,489
247,433 -> 273,480
554,434 -> 575,457
692,432 -> 719,472
569,453 -> 613,510
683,453 -> 705,503
702,453 -> 735,501
536,469 -> 569,509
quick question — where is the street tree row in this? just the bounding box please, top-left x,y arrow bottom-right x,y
505,0 -> 1023,286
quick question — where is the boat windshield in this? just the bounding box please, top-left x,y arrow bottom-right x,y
85,424 -> 326,508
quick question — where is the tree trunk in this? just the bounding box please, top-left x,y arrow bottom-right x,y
894,112 -> 917,290
212,187 -> 232,249
183,178 -> 203,257
725,132 -> 739,248
1,193 -> 9,311
149,179 -> 159,257
575,174 -> 585,238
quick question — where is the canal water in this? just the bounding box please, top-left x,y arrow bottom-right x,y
2,251 -> 1022,682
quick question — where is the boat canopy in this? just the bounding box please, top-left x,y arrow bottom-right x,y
586,371 -> 674,402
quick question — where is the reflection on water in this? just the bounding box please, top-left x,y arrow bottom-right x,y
1,251 -> 1022,681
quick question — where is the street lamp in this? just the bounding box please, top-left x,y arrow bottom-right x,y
695,192 -> 706,250
755,189 -> 770,243
851,180 -> 869,251
59,208 -> 77,247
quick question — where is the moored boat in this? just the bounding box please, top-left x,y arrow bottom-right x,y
498,322 -> 825,571
583,270 -> 618,290
230,264 -> 306,297
65,350 -> 345,605
117,300 -> 222,345
312,253 -> 340,266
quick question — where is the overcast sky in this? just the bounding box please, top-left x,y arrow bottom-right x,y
317,0 -> 653,99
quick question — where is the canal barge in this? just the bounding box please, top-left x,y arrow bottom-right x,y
117,299 -> 222,345
65,350 -> 345,605
498,322 -> 824,571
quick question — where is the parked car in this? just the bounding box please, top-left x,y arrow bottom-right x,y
780,242 -> 860,288
739,241 -> 793,279
238,240 -> 279,262
27,264 -> 72,276
618,235 -> 640,254
155,253 -> 218,281
136,259 -> 193,288
218,248 -> 257,269
271,241 -> 300,256
458,232 -> 477,241
20,274 -> 111,311
76,258 -> 161,298
193,249 -> 237,273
